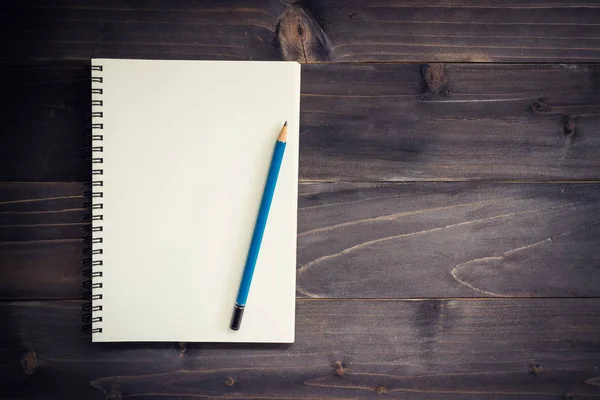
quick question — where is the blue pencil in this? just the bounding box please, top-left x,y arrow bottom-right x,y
230,121 -> 288,331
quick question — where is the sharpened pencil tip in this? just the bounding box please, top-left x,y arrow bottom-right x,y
278,122 -> 288,142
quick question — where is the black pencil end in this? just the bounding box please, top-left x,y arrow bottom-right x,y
283,121 -> 287,127
230,304 -> 245,331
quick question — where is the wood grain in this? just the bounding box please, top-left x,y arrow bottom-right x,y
2,299 -> 600,399
0,66 -> 90,182
310,0 -> 600,63
3,0 -> 600,63
2,63 -> 600,182
0,183 -> 85,299
3,2 -> 600,398
3,182 -> 600,299
297,182 -> 600,298
277,5 -> 332,63
300,63 -> 600,181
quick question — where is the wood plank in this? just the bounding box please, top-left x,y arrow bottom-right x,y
2,299 -> 600,399
300,63 -> 600,181
2,0 -> 282,63
3,0 -> 600,62
297,182 -> 600,298
2,63 -> 600,182
3,182 -> 600,299
0,183 -> 85,299
312,0 -> 600,63
0,66 -> 90,182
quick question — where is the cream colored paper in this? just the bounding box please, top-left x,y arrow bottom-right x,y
90,59 -> 300,342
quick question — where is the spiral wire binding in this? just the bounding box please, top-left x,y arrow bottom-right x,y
82,64 -> 104,334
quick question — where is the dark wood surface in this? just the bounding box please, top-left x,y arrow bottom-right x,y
2,63 -> 600,182
3,1 -> 600,399
302,63 -> 600,181
3,0 -> 600,63
3,182 -> 600,299
3,299 -> 600,399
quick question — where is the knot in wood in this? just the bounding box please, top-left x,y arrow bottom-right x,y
224,377 -> 235,386
276,5 -> 330,63
531,100 -> 551,114
529,363 -> 543,375
176,342 -> 188,354
375,385 -> 388,394
333,361 -> 346,376
20,350 -> 37,375
421,63 -> 446,95
564,118 -> 575,136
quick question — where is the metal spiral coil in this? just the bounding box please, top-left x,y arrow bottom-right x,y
82,64 -> 104,335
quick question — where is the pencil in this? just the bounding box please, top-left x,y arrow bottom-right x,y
230,121 -> 288,331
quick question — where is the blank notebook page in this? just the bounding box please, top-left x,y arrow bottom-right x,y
90,59 -> 300,342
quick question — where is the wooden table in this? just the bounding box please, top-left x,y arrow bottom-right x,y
2,1 -> 600,399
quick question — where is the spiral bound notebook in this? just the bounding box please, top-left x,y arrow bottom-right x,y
86,59 -> 300,343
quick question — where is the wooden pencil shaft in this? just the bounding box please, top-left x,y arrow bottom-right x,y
230,122 -> 288,330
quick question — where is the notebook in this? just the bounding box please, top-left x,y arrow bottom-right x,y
87,59 -> 301,343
